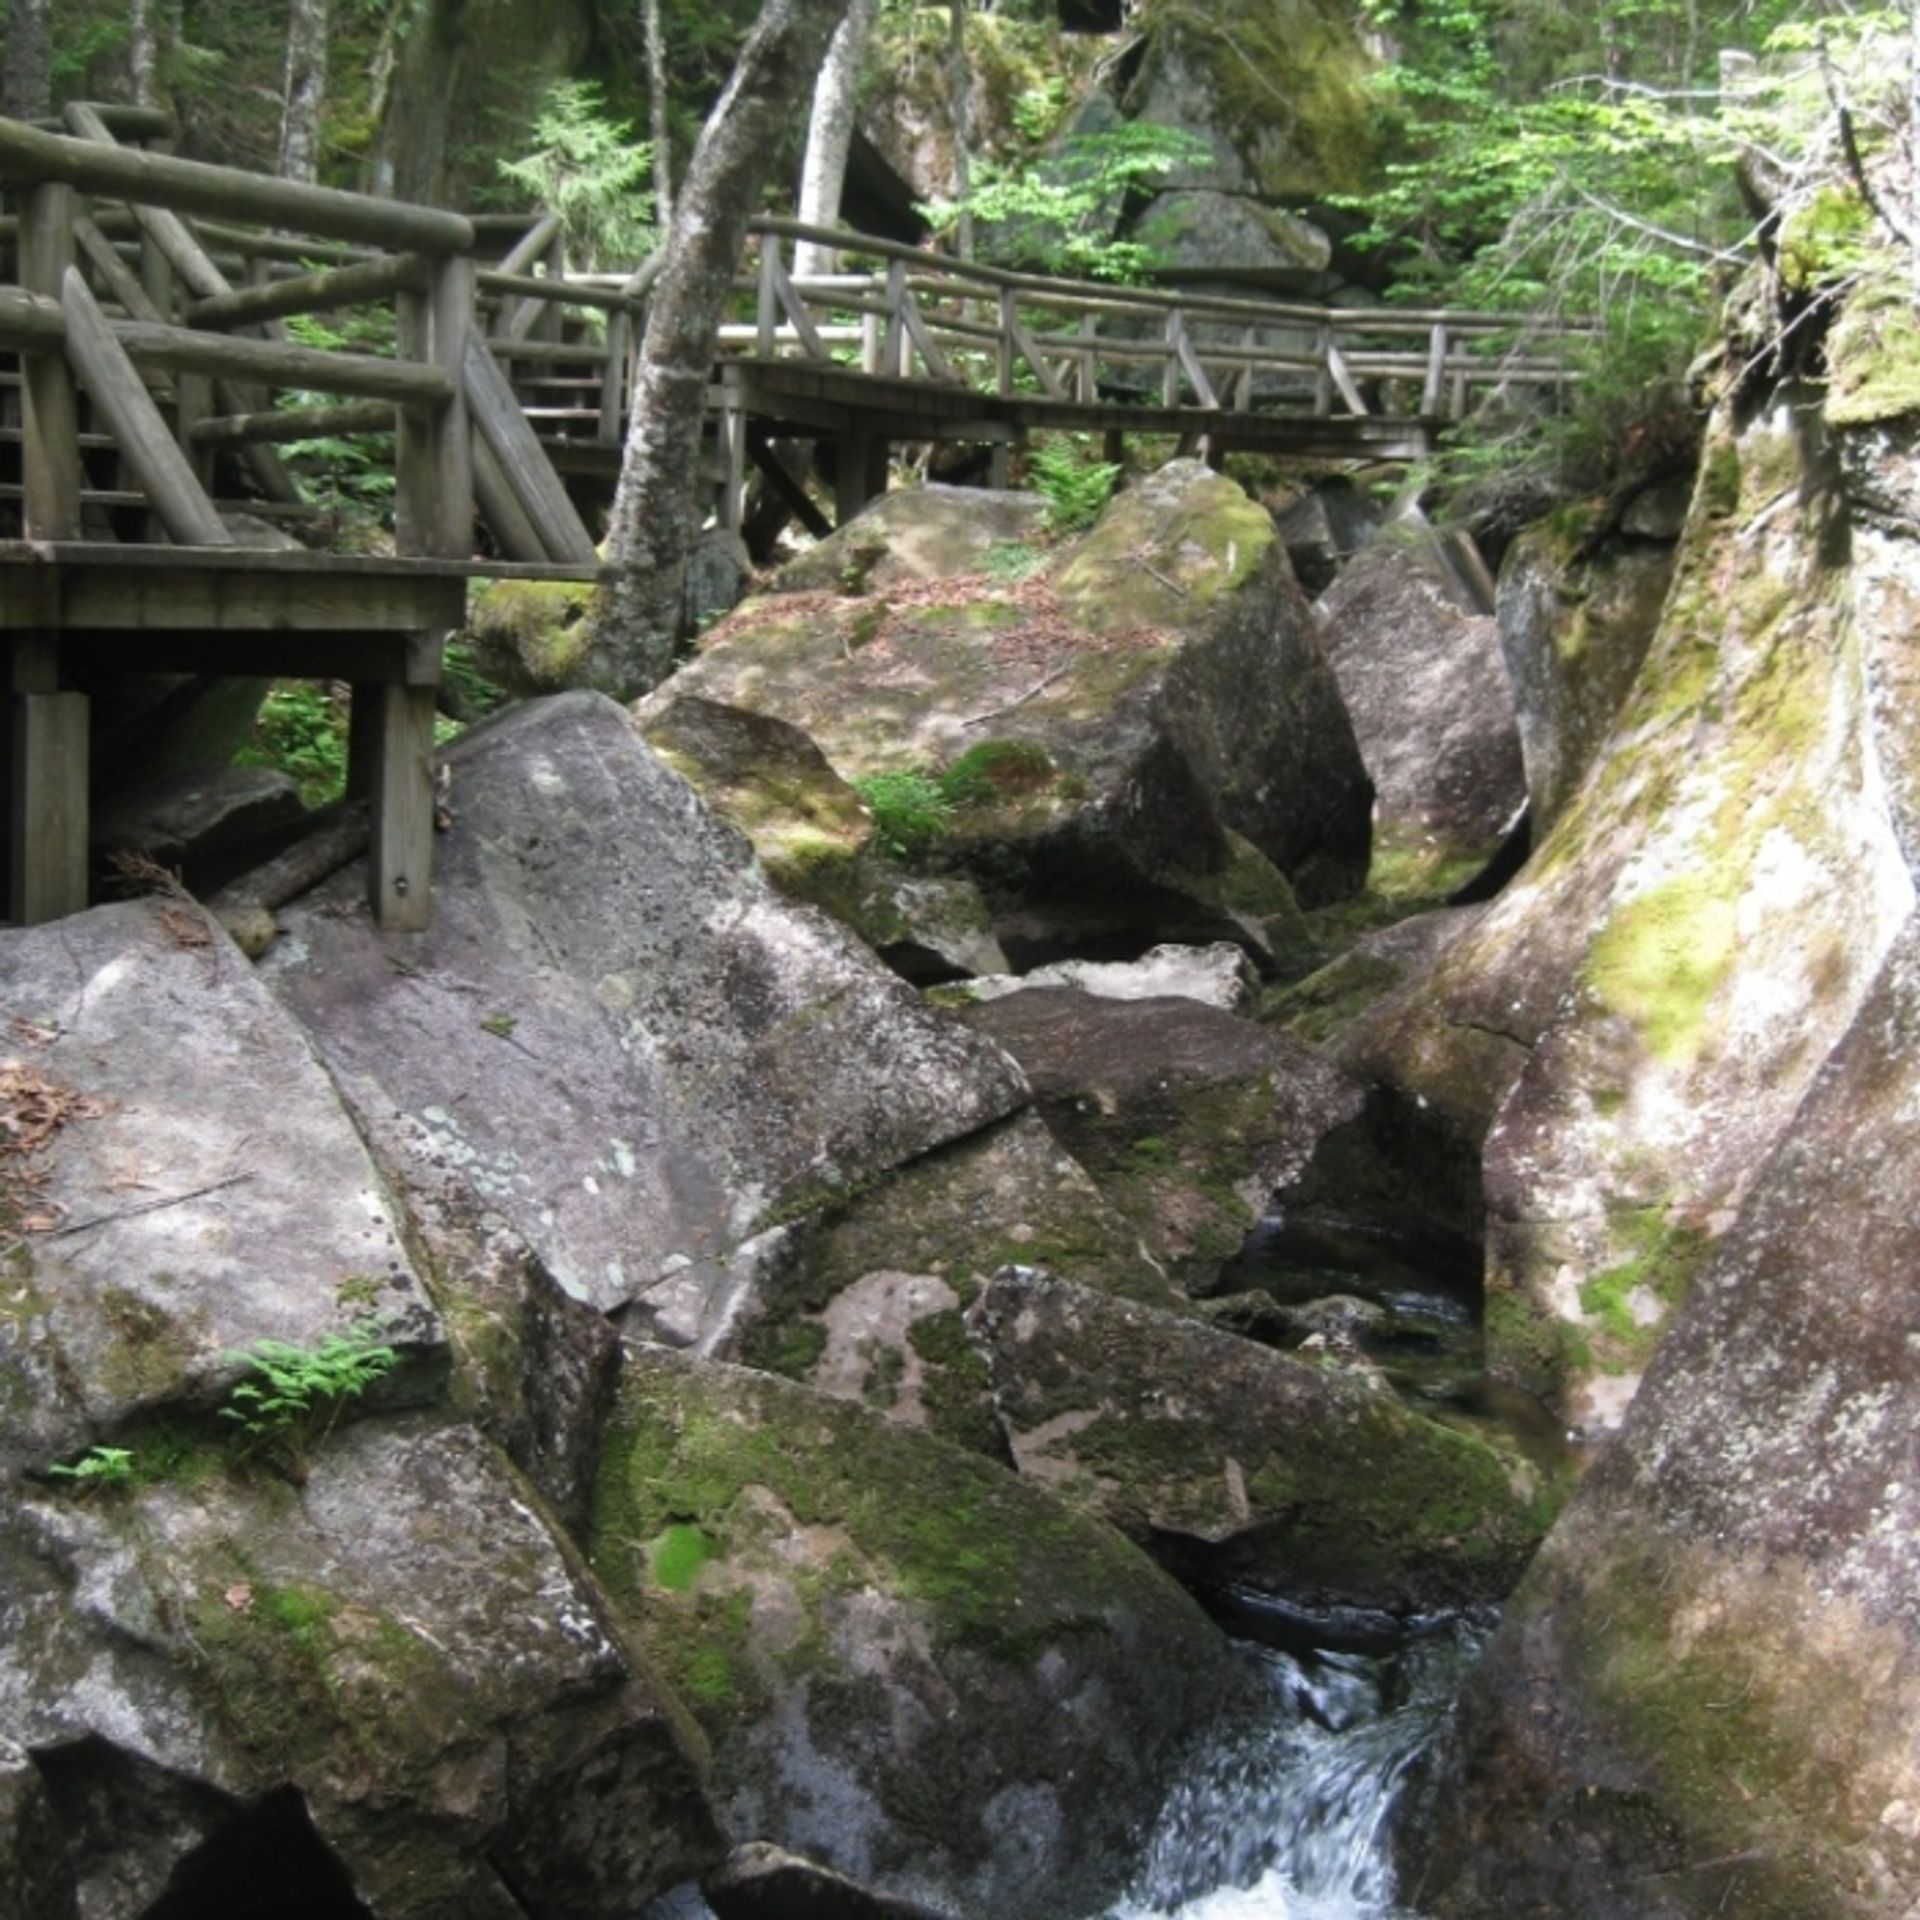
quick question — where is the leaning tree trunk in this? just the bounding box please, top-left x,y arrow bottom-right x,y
584,0 -> 849,699
794,0 -> 879,280
3,0 -> 52,123
129,0 -> 159,108
277,0 -> 331,185
947,0 -> 973,259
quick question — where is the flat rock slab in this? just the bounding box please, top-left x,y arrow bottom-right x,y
765,486 -> 1050,595
971,1268 -> 1547,1615
263,693 -> 1027,1340
959,986 -> 1363,1290
956,941 -> 1257,1011
1316,540 -> 1525,894
0,900 -> 442,1474
589,1352 -> 1244,1920
4,1418 -> 717,1919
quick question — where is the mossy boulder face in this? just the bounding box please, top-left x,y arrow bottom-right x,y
971,1269 -> 1550,1616
461,576 -> 596,697
1341,390 -> 1916,1435
4,1418 -> 720,1919
0,900 -> 444,1478
1123,0 -> 1376,205
1263,905 -> 1485,1047
959,986 -> 1364,1292
1412,922 -> 1920,1920
647,463 -> 1371,963
1315,538 -> 1526,898
729,1111 -> 1173,1455
1496,509 -> 1678,834
639,694 -> 874,916
589,1351 -> 1246,1920
263,694 -> 1028,1346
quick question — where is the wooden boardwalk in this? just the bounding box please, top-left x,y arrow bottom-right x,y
0,107 -> 1579,932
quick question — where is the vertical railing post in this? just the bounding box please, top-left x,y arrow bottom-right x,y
1163,311 -> 1182,408
1313,322 -> 1332,418
757,239 -> 780,357
997,287 -> 1016,397
395,252 -> 473,559
1422,321 -> 1449,417
883,259 -> 907,377
1077,311 -> 1096,402
18,181 -> 82,539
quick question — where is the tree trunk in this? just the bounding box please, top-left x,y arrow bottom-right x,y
277,0 -> 331,185
585,0 -> 849,699
947,0 -> 973,258
643,0 -> 674,234
4,0 -> 52,123
129,0 -> 159,108
794,0 -> 879,280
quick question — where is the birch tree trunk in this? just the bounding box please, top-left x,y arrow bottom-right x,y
278,0 -> 331,186
3,0 -> 52,123
129,0 -> 159,108
794,0 -> 879,280
642,0 -> 674,234
585,0 -> 849,698
947,0 -> 974,259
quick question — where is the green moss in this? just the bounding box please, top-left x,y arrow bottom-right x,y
1583,873 -> 1739,1066
739,1317 -> 827,1381
1824,270 -> 1920,428
1577,1208 -> 1709,1372
465,577 -> 594,688
651,1522 -> 716,1592
940,738 -> 1056,807
1778,185 -> 1873,296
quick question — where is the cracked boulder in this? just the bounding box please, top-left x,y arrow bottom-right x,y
638,461 -> 1371,968
262,691 -> 1028,1350
588,1351 -> 1245,1920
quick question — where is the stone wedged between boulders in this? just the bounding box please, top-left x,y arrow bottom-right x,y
969,1267 -> 1549,1618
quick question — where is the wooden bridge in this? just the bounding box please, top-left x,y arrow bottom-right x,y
0,106 -> 1578,933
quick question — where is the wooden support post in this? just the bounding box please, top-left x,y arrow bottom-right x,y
883,260 -> 907,377
757,242 -> 781,358
720,401 -> 747,534
836,430 -> 872,526
396,254 -> 474,559
1422,323 -> 1449,417
8,635 -> 89,925
19,182 -> 83,540
364,678 -> 437,932
598,309 -> 629,444
1313,325 -> 1333,418
1163,313 -> 1182,408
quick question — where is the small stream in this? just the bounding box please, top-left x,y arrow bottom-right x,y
1101,1612 -> 1487,1920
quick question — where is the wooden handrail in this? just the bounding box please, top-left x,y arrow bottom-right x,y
0,114 -> 473,254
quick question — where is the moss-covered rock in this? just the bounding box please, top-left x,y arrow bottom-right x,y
588,1351 -> 1246,1920
971,1269 -> 1552,1615
461,576 -> 596,696
5,1418 -> 719,1918
1412,922 -> 1920,1920
729,1111 -> 1172,1456
645,463 -> 1370,969
1340,388 -> 1916,1434
958,986 -> 1364,1293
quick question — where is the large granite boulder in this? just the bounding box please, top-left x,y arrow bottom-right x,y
589,1351 -> 1248,1920
4,1419 -> 717,1919
1316,537 -> 1527,896
1340,386 -> 1917,1435
643,463 -> 1371,969
1411,921 -> 1920,1920
958,986 -> 1364,1292
1496,507 -> 1678,833
970,1269 -> 1550,1618
0,900 -> 444,1478
261,692 -> 1028,1350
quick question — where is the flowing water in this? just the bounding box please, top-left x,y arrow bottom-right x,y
1100,1614 -> 1484,1920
